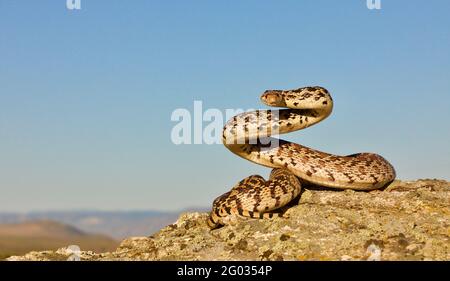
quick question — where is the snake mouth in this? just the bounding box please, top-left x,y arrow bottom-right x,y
261,90 -> 284,106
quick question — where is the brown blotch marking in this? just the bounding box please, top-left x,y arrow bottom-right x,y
269,182 -> 277,204
335,164 -> 344,173
269,155 -> 275,164
370,174 -> 379,185
343,172 -> 353,180
287,149 -> 294,157
235,197 -> 243,210
207,216 -> 217,226
224,206 -> 232,215
317,92 -> 325,98
252,191 -> 261,212
274,196 -> 281,207
290,187 -> 297,200
280,183 -> 288,194
326,170 -> 336,181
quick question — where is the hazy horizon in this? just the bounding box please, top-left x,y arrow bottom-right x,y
0,207 -> 208,214
1,1 -> 449,212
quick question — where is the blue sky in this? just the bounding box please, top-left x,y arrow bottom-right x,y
0,0 -> 449,212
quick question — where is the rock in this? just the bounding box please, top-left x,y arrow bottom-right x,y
366,243 -> 382,261
6,179 -> 450,261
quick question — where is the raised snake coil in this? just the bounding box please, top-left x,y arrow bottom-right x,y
207,86 -> 396,229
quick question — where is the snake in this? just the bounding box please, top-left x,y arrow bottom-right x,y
207,86 -> 396,229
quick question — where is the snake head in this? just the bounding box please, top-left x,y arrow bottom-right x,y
261,90 -> 285,107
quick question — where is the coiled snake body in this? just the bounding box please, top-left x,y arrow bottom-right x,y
208,86 -> 396,229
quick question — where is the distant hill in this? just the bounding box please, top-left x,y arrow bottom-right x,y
0,220 -> 85,238
0,208 -> 208,240
0,220 -> 118,260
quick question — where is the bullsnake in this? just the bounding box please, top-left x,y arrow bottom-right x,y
207,86 -> 396,229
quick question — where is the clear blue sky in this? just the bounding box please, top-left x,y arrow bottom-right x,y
0,0 -> 449,212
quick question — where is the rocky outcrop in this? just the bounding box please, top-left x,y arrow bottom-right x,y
7,179 -> 450,261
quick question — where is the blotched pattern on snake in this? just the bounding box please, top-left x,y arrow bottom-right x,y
208,86 -> 396,229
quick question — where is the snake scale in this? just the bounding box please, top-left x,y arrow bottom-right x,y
207,86 -> 396,229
